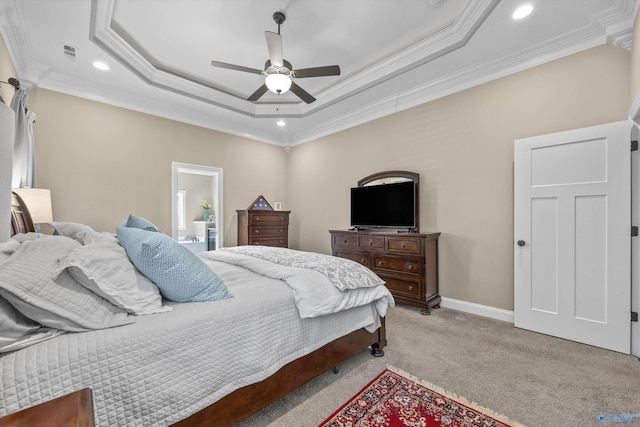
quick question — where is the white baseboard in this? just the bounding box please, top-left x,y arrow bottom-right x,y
439,297 -> 514,323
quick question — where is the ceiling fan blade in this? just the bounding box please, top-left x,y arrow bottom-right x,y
211,61 -> 263,75
247,84 -> 269,102
289,81 -> 316,104
265,31 -> 284,67
293,65 -> 341,78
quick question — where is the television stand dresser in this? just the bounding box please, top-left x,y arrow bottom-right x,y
330,229 -> 440,315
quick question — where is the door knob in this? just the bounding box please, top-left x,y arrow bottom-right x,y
517,240 -> 525,247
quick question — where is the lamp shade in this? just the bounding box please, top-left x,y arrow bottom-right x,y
12,188 -> 53,223
265,74 -> 291,94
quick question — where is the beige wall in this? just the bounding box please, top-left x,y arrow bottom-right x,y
26,89 -> 289,247
289,44 -> 631,311
2,26 -> 634,311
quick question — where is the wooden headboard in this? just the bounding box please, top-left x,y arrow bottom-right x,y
10,192 -> 35,236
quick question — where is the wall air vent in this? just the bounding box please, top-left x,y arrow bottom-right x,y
63,44 -> 77,62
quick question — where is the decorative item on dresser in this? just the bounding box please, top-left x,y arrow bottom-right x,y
237,195 -> 290,247
330,229 -> 440,315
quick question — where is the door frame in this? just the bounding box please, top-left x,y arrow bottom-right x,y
171,162 -> 224,248
629,94 -> 640,358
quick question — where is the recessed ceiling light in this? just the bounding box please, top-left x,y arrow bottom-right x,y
276,120 -> 286,127
92,61 -> 109,71
512,4 -> 533,20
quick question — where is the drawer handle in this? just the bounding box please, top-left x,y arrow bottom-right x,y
361,258 -> 367,264
255,217 -> 261,221
402,243 -> 406,248
369,241 -> 374,245
343,239 -> 348,243
255,230 -> 260,234
408,286 -> 414,291
377,261 -> 383,266
408,265 -> 413,270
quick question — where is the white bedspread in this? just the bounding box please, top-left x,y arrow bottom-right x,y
214,246 -> 385,290
0,258 -> 386,426
201,247 -> 394,319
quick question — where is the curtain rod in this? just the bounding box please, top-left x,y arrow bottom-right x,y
0,78 -> 20,89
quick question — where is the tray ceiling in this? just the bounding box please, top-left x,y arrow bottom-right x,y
0,0 -> 638,148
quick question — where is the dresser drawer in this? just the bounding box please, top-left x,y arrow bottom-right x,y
387,237 -> 422,255
374,255 -> 421,274
248,212 -> 289,225
248,236 -> 287,247
250,226 -> 287,236
332,234 -> 356,249
334,250 -> 372,268
238,209 -> 290,248
383,276 -> 420,297
329,229 -> 440,313
357,236 -> 385,251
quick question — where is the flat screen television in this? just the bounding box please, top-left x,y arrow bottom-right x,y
350,181 -> 416,230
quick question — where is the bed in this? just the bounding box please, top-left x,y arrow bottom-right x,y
0,196 -> 392,427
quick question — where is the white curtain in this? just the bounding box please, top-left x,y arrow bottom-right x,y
10,88 -> 37,188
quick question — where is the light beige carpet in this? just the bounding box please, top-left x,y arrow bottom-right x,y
237,305 -> 640,427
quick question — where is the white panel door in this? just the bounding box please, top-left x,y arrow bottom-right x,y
514,120 -> 631,353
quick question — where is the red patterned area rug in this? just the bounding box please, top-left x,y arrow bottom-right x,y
319,366 -> 527,427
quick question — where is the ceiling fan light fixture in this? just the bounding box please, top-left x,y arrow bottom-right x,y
265,73 -> 291,94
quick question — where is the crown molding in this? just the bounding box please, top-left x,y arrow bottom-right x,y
88,0 -> 498,119
288,0 -> 639,146
1,0 -> 637,148
0,0 -> 31,80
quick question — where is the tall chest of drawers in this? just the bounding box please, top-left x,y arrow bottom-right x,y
237,210 -> 290,247
329,230 -> 440,314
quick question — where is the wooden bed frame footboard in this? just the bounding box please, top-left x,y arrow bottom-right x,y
173,318 -> 387,427
0,315 -> 387,427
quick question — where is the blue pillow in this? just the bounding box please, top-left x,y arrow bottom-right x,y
116,227 -> 232,302
125,214 -> 161,232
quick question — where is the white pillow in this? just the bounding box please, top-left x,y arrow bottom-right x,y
49,222 -> 116,245
58,240 -> 171,315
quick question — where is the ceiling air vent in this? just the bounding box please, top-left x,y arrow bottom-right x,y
62,44 -> 77,62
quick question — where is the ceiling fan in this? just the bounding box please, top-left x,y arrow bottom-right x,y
210,11 -> 340,104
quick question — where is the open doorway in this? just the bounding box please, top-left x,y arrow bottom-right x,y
171,162 -> 223,253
